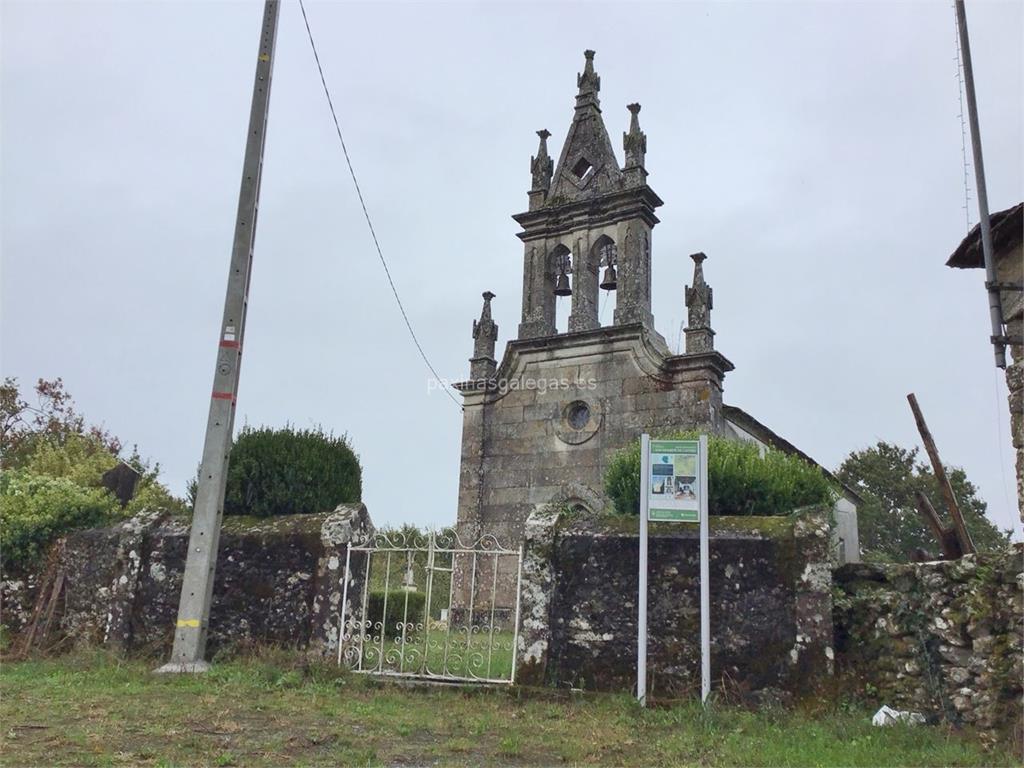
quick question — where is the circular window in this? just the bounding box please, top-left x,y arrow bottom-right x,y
565,400 -> 591,430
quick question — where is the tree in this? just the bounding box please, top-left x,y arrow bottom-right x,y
836,441 -> 1011,562
0,378 -> 185,571
1,377 -> 120,468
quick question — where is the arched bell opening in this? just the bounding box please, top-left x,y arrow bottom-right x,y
549,243 -> 573,334
592,235 -> 618,327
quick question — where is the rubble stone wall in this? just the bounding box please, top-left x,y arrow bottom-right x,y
833,549 -> 1023,746
515,504 -> 835,697
1,505 -> 373,656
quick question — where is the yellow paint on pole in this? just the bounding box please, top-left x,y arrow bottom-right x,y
177,619 -> 201,628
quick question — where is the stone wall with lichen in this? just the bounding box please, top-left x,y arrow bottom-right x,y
515,504 -> 834,697
1,505 -> 373,656
833,547 -> 1023,746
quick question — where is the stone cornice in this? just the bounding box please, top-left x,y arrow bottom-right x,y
454,324 -> 732,403
512,186 -> 663,242
664,350 -> 735,378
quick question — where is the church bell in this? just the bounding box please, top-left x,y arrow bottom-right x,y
554,270 -> 572,297
599,264 -> 618,291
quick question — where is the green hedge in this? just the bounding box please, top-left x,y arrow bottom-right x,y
366,590 -> 427,638
0,470 -> 120,570
604,431 -> 835,517
219,426 -> 361,517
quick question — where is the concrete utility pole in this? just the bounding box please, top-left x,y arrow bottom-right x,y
955,0 -> 1007,369
157,0 -> 280,673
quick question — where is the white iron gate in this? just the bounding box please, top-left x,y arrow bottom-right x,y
337,528 -> 523,684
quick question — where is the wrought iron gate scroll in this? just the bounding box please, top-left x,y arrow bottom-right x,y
337,529 -> 523,684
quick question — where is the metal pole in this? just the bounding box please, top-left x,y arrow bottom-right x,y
955,0 -> 1006,369
156,0 -> 280,673
510,543 -> 524,685
337,543 -> 353,666
699,434 -> 710,704
637,433 -> 651,706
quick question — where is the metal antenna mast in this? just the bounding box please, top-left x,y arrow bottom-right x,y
954,0 -> 1006,369
157,0 -> 280,673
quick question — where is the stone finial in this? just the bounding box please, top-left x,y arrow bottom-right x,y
470,291 -> 498,379
684,252 -> 715,353
530,129 -> 553,193
575,50 -> 601,110
623,103 -> 646,164
577,50 -> 600,93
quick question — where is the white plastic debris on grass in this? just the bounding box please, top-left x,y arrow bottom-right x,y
872,705 -> 927,727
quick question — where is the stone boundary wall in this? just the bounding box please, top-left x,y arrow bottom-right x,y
515,505 -> 835,697
1,505 -> 373,656
833,548 -> 1023,746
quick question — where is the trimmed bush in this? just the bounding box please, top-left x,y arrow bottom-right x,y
0,470 -> 120,570
221,426 -> 361,517
366,590 -> 427,637
604,431 -> 835,517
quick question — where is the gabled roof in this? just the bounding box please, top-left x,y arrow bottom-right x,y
946,202 -> 1023,269
722,404 -> 863,505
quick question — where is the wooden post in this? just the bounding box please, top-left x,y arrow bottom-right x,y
913,491 -> 963,560
907,393 -> 976,555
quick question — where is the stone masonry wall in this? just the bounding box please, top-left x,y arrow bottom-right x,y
516,505 -> 834,698
997,242 -> 1023,523
1,505 -> 373,657
833,548 -> 1023,746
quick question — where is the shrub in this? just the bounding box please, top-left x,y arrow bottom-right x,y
124,480 -> 188,517
604,431 -> 835,517
21,433 -> 186,518
22,433 -> 118,487
366,590 -> 427,637
0,470 -> 121,570
219,426 -> 361,517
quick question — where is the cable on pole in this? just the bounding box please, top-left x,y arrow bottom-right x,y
298,0 -> 462,409
952,2 -> 973,233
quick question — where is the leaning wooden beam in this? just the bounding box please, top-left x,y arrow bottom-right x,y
907,393 -> 976,556
913,490 -> 963,560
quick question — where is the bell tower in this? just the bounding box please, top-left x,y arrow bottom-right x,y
514,50 -> 664,342
454,49 -> 734,583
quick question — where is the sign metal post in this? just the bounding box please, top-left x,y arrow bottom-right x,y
699,433 -> 710,703
637,433 -> 651,705
637,433 -> 710,706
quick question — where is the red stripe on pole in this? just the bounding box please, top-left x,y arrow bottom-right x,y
211,391 -> 234,400
219,340 -> 240,348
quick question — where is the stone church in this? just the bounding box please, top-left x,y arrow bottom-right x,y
455,50 -> 860,563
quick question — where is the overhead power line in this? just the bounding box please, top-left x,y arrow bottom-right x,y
297,0 -> 462,409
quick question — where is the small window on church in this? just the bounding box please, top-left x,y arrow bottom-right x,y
572,157 -> 593,182
565,400 -> 591,430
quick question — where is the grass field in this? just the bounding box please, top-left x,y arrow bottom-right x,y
0,651 -> 1016,767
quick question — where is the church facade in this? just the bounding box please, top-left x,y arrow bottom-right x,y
455,51 -> 859,564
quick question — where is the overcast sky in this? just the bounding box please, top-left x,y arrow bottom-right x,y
2,0 -> 1021,539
